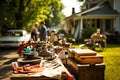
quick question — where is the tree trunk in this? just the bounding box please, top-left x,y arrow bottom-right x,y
15,0 -> 24,29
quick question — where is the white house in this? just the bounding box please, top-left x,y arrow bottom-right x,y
64,0 -> 120,39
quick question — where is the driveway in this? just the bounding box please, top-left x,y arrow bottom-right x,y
0,48 -> 18,80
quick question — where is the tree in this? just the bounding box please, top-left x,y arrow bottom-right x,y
0,0 -> 65,33
45,0 -> 65,27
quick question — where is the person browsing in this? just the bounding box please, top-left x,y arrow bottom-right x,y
39,21 -> 47,41
31,22 -> 39,41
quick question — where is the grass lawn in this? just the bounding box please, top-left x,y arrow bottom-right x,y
72,43 -> 120,80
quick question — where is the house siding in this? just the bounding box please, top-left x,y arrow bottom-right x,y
114,0 -> 120,13
114,0 -> 120,32
114,16 -> 120,32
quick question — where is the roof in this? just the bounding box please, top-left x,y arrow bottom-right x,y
64,0 -> 119,20
76,1 -> 119,16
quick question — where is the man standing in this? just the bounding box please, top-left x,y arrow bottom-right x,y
39,21 -> 47,41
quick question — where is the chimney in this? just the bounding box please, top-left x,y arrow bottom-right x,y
72,7 -> 75,15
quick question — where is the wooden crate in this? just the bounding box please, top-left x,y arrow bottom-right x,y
66,58 -> 105,80
68,48 -> 97,56
74,54 -> 103,64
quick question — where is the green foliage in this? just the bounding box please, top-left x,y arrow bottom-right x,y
57,28 -> 67,36
0,0 -> 65,35
98,44 -> 120,80
82,27 -> 96,40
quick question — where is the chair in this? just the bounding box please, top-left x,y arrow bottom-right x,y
91,33 -> 107,50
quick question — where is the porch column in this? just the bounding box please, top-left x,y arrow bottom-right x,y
79,18 -> 83,38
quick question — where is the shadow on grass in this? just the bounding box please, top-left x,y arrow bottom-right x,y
106,43 -> 120,48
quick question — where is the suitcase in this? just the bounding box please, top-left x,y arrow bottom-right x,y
68,48 -> 97,56
66,58 -> 105,80
74,54 -> 103,64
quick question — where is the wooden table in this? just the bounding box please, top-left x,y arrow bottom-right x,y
10,73 -> 67,80
10,58 -> 68,80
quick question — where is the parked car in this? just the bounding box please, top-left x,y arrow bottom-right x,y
0,30 -> 31,47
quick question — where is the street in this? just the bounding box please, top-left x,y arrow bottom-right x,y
0,48 -> 18,80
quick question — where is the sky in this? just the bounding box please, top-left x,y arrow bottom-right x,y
61,0 -> 83,17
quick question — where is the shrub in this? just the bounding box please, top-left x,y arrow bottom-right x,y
82,27 -> 96,40
57,28 -> 67,36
